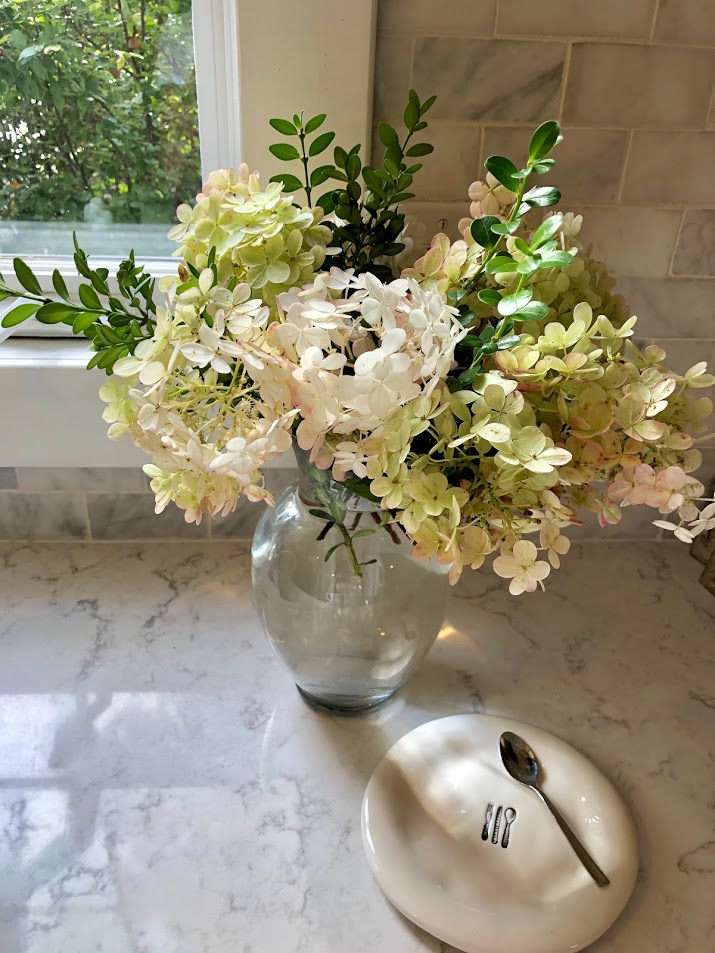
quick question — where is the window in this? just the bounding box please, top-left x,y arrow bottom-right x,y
0,0 -> 201,261
0,0 -> 374,343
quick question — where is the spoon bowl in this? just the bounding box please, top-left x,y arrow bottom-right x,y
500,730 -> 541,786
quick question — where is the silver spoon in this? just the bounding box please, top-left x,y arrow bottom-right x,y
499,731 -> 610,887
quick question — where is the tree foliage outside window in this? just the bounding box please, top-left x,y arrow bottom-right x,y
0,0 -> 200,228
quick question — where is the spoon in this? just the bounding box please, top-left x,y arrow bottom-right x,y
499,731 -> 610,887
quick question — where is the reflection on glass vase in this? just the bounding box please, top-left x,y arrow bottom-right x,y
251,446 -> 450,714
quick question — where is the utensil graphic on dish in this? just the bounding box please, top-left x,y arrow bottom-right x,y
481,803 -> 493,841
501,807 -> 516,848
499,731 -> 610,887
491,805 -> 503,844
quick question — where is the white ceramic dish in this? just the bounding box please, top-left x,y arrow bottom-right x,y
361,714 -> 638,953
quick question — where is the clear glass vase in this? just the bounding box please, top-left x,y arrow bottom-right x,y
251,448 -> 450,713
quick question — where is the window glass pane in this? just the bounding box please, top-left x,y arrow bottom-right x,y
0,0 -> 200,258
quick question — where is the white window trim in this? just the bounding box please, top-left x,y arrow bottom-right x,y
0,0 -> 376,467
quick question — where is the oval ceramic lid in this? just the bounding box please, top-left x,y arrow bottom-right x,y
361,714 -> 638,953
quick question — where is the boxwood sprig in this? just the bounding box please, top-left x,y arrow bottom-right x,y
0,233 -> 157,373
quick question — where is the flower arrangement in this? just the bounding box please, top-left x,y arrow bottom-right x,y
2,91 -> 713,592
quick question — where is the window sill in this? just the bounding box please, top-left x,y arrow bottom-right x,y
0,338 -> 295,470
0,338 -> 146,467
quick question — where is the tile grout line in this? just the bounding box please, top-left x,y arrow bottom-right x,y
616,129 -> 635,204
667,207 -> 688,276
492,0 -> 499,36
378,29 -> 715,50
555,41 -> 572,123
649,0 -> 662,41
80,492 -> 92,541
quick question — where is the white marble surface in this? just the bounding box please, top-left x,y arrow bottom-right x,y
0,541 -> 713,953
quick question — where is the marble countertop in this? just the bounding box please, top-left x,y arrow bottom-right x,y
0,541 -> 713,953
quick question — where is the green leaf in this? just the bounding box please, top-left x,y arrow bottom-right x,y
309,508 -> 333,521
269,172 -> 304,192
498,288 -> 534,316
404,98 -> 420,131
405,142 -> 433,157
531,214 -> 563,249
86,350 -> 104,370
304,113 -> 326,134
516,256 -> 539,275
532,158 -> 555,174
481,341 -> 498,355
334,146 -> 348,169
346,152 -> 361,181
513,237 -> 531,255
513,300 -> 549,321
528,121 -> 562,163
1,302 -> 40,327
420,94 -> 437,115
310,166 -> 334,187
72,312 -> 99,334
49,269 -> 69,300
324,543 -> 344,562
490,220 -> 521,236
537,250 -> 574,268
496,335 -> 521,349
35,302 -> 77,324
13,258 -> 42,295
377,122 -> 400,146
339,475 -> 381,504
485,256 -> 518,274
78,284 -> 102,310
484,155 -> 519,192
521,186 -> 561,209
470,215 -> 500,250
309,131 -> 335,156
269,143 -> 300,161
478,289 -> 502,306
269,117 -> 297,136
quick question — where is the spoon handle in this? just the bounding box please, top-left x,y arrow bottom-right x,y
535,787 -> 610,887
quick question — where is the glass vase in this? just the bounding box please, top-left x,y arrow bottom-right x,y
251,447 -> 450,713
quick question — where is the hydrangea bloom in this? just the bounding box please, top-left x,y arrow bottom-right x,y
95,162 -> 713,592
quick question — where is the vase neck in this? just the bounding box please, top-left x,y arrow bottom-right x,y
293,443 -> 380,515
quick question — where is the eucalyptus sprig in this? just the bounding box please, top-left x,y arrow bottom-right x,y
0,233 -> 157,372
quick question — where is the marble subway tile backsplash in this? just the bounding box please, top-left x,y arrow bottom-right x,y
378,0 -> 496,36
0,493 -> 89,540
16,466 -> 147,492
412,38 -> 566,122
570,207 -> 683,278
563,44 -> 715,129
0,468 -> 17,490
496,0 -> 656,39
654,0 -> 715,45
0,468 -> 301,541
672,210 -> 715,276
622,132 -> 715,205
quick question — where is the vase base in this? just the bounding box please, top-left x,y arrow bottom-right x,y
297,685 -> 397,715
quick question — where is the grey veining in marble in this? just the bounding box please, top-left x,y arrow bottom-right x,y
0,493 -> 88,540
413,38 -> 566,122
0,541 -> 713,952
673,210 -> 715,277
